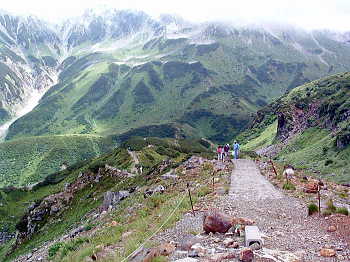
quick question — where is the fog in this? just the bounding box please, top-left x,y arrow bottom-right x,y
1,0 -> 349,31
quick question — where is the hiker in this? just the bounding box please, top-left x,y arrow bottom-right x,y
224,144 -> 230,161
217,146 -> 222,161
233,141 -> 240,159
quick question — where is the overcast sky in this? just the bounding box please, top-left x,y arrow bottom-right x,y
1,0 -> 349,31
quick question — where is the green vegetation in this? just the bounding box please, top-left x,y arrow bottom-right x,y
0,135 -> 114,187
282,182 -> 296,191
335,207 -> 349,216
308,203 -> 319,216
0,137 -> 215,261
239,72 -> 350,183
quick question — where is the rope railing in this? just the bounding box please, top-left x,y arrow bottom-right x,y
121,193 -> 187,262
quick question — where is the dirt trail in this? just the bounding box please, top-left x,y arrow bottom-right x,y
128,150 -> 140,173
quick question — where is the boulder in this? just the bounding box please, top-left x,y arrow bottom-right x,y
144,185 -> 165,198
203,210 -> 233,233
320,248 -> 336,257
239,248 -> 254,262
101,191 -> 130,211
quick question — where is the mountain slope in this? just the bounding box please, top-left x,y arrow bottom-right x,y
239,72 -> 350,183
0,137 -> 212,261
3,11 -> 350,143
1,10 -> 350,187
0,135 -> 114,187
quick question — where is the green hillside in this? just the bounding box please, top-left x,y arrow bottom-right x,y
0,137 -> 212,261
0,135 -> 113,187
239,72 -> 350,183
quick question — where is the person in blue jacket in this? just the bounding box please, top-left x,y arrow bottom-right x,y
233,140 -> 240,159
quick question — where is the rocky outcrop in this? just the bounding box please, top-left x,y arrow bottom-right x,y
101,191 -> 130,211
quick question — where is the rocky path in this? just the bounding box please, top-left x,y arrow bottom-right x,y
155,159 -> 349,262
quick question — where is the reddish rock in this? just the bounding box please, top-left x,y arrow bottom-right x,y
320,248 -> 336,257
239,248 -> 254,262
304,182 -> 318,193
327,225 -> 337,232
203,210 -> 233,233
142,243 -> 176,262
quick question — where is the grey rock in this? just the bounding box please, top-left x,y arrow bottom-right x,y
101,190 -> 130,211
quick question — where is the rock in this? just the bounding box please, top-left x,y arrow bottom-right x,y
203,210 -> 233,233
142,243 -> 176,262
239,248 -> 254,262
188,250 -> 199,257
320,248 -> 336,257
174,258 -> 198,262
327,225 -> 337,232
223,238 -> 235,247
110,221 -> 118,227
70,225 -> 85,238
161,170 -> 178,180
178,236 -> 201,251
101,191 -> 130,211
250,242 -> 261,250
232,242 -> 239,248
144,185 -> 165,198
233,217 -> 255,226
304,182 -> 318,193
191,243 -> 209,256
206,252 -> 236,262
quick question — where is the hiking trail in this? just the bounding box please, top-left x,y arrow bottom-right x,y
154,158 -> 347,261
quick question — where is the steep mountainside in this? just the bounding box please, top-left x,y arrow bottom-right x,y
240,72 -> 350,183
1,10 -> 350,186
0,137 -> 212,261
2,10 -> 350,143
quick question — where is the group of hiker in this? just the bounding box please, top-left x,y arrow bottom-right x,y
217,141 -> 240,161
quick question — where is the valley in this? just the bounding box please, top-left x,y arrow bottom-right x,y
1,10 -> 350,186
0,7 -> 349,262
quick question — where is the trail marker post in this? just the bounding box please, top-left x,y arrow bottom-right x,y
269,157 -> 278,177
187,183 -> 195,216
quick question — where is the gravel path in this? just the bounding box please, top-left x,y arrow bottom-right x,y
229,159 -> 284,200
154,159 -> 349,261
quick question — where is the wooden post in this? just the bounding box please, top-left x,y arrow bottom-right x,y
212,174 -> 215,193
318,183 -> 322,216
270,158 -> 278,177
187,183 -> 195,216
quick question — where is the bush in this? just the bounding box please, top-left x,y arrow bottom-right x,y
282,183 -> 296,191
48,242 -> 64,258
335,207 -> 349,216
308,203 -> 319,216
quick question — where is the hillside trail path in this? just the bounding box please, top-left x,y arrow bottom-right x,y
154,158 -> 348,261
128,150 -> 140,174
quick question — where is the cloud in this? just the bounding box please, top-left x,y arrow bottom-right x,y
1,0 -> 349,31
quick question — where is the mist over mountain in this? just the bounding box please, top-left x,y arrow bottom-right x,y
0,8 -> 350,185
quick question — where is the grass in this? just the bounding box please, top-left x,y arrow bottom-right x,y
243,121 -> 277,151
282,182 -> 296,191
335,207 -> 349,216
308,203 -> 319,216
0,134 -> 114,187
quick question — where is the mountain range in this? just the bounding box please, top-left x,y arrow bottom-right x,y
0,9 -> 350,186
